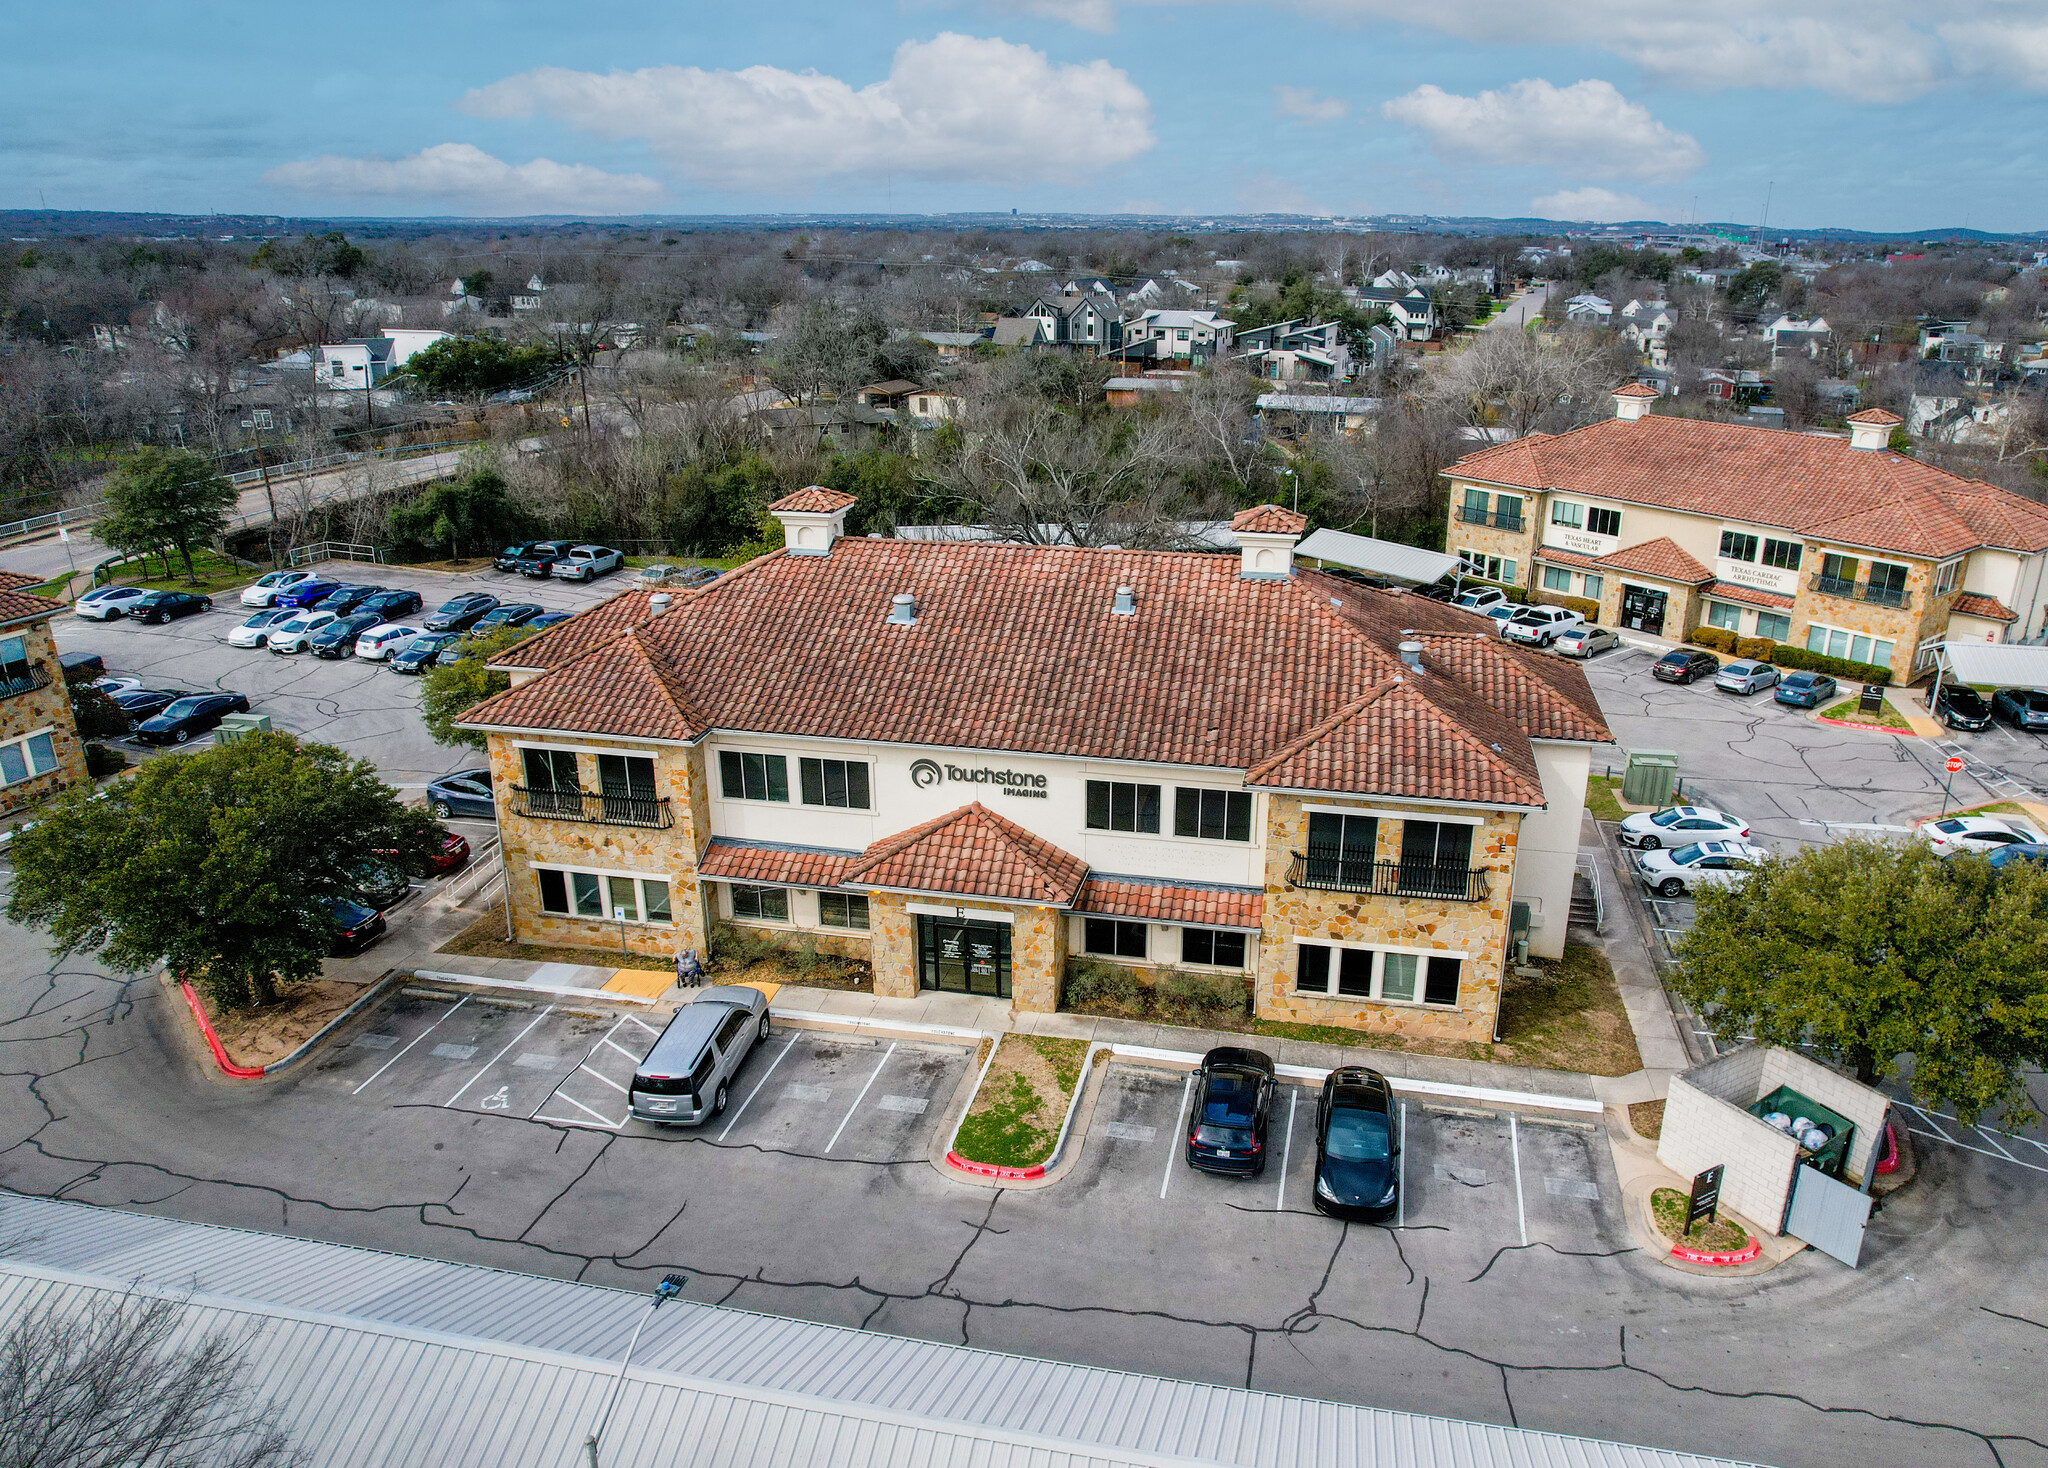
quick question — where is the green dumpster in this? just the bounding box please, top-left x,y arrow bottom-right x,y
1621,749 -> 1678,807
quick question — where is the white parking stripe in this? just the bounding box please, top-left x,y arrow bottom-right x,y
1160,1075 -> 1193,1200
1275,1088 -> 1298,1212
826,1042 -> 896,1154
583,1069 -> 628,1094
1900,1102 -> 1955,1143
443,1006 -> 554,1108
1909,1130 -> 2048,1175
602,1038 -> 645,1064
1509,1112 -> 1527,1247
1396,1101 -> 1407,1227
544,1092 -> 626,1130
717,1032 -> 799,1142
627,1015 -> 662,1037
528,1015 -> 633,1120
1974,1127 -> 2019,1162
352,996 -> 471,1094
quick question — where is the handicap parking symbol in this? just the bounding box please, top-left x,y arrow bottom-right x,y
480,1086 -> 511,1111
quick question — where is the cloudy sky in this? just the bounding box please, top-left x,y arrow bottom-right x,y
8,1 -> 2048,230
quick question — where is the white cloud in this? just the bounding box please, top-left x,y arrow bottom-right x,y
262,143 -> 663,213
463,33 -> 1153,191
1273,85 -> 1348,123
1530,185 -> 1653,222
987,0 -> 1118,31
1383,78 -> 1703,183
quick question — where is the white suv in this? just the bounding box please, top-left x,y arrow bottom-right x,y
1502,605 -> 1585,647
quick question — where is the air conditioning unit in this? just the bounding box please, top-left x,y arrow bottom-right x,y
213,712 -> 272,744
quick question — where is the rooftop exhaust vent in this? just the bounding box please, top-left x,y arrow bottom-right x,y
1112,585 -> 1137,616
648,592 -> 672,616
1398,640 -> 1424,670
886,592 -> 918,626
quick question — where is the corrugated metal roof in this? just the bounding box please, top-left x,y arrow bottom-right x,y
1296,528 -> 1463,587
0,1194 -> 1768,1468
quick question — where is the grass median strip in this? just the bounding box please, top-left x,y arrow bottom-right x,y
1651,1186 -> 1751,1254
1818,694 -> 1910,731
951,1034 -> 1088,1171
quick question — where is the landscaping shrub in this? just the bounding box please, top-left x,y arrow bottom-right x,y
1536,593 -> 1600,620
707,920 -> 776,970
1734,636 -> 1776,662
1064,957 -> 1141,1011
1689,626 -> 1737,653
83,743 -> 128,779
1156,967 -> 1251,1021
1767,643 -> 1892,685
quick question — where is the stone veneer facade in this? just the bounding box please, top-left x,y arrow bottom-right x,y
0,616 -> 88,819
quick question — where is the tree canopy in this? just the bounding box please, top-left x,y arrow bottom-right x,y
400,334 -> 560,398
385,466 -> 524,559
5,732 -> 440,1009
1670,837 -> 2048,1125
419,624 -> 535,748
96,448 -> 237,581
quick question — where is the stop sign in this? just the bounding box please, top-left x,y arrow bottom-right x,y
1946,756 -> 1966,773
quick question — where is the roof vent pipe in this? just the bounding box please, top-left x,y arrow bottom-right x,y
1398,640 -> 1424,670
648,592 -> 672,616
1112,585 -> 1137,616
887,592 -> 918,626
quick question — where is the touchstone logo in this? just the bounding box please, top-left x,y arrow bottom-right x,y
909,759 -> 943,789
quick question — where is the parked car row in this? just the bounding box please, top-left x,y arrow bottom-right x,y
74,587 -> 213,625
490,541 -> 626,582
221,581 -> 570,668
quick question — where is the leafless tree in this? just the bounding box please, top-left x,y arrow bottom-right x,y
1421,325 -> 1619,440
1176,366 -> 1266,495
0,1286 -> 300,1468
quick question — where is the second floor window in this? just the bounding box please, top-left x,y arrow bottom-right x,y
1820,553 -> 1858,589
1401,820 -> 1473,873
1551,500 -> 1583,528
1762,538 -> 1802,571
0,637 -> 33,693
1175,788 -> 1252,843
523,747 -> 578,790
1587,507 -> 1621,537
720,751 -> 788,802
1306,812 -> 1377,884
1933,559 -> 1961,596
1869,561 -> 1909,599
1720,531 -> 1758,562
799,757 -> 870,809
1086,780 -> 1160,833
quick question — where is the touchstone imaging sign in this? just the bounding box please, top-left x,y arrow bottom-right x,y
910,757 -> 1049,799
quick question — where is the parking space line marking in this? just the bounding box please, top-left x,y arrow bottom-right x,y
583,1069 -> 628,1094
528,1016 -> 633,1120
444,1006 -> 554,1108
717,1032 -> 799,1142
1509,1113 -> 1527,1247
1974,1127 -> 2019,1162
1396,1101 -> 1407,1228
1275,1088 -> 1297,1212
1904,1104 -> 2047,1154
601,1037 -> 646,1064
1901,1103 -> 1954,1143
1160,1076 -> 1193,1199
548,1093 -> 626,1130
352,996 -> 470,1094
627,1015 -> 662,1037
1908,1130 -> 2048,1175
826,1042 -> 896,1153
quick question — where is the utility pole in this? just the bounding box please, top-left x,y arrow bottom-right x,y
578,360 -> 593,437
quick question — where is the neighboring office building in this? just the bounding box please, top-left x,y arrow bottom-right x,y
1444,388 -> 2048,680
459,494 -> 1612,1042
0,574 -> 88,818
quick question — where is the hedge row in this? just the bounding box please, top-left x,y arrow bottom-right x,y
1684,626 -> 1892,683
1540,593 -> 1601,621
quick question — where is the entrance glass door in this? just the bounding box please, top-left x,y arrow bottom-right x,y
1620,584 -> 1667,634
918,917 -> 1011,998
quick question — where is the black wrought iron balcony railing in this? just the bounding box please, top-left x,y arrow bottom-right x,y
1456,507 -> 1525,531
1287,853 -> 1492,903
0,664 -> 51,700
1808,573 -> 1858,599
1859,582 -> 1910,608
1807,573 -> 1909,609
511,785 -> 673,829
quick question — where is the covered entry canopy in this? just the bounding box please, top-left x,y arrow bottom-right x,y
1296,527 -> 1462,586
1926,640 -> 2048,691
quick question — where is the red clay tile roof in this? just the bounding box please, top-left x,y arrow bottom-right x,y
1611,382 -> 1660,398
1405,630 -> 1611,742
1703,580 -> 1795,611
769,486 -> 857,514
1952,591 -> 2019,622
1449,414 -> 2048,560
1591,537 -> 1714,584
1075,876 -> 1263,930
461,541 -> 1610,807
1231,504 -> 1308,535
1845,408 -> 1903,425
1532,547 -> 1603,571
698,838 -> 859,888
0,572 -> 63,629
1243,680 -> 1547,806
841,802 -> 1088,905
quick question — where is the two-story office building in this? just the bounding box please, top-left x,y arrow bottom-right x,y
1445,388 -> 2048,680
459,494 -> 1612,1043
0,573 -> 88,818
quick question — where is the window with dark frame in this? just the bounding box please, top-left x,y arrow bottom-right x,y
719,750 -> 789,802
1587,506 -> 1621,537
1306,811 -> 1377,887
1083,918 -> 1147,959
1174,788 -> 1252,842
729,884 -> 790,921
819,892 -> 869,930
1296,942 -> 1462,1006
1086,779 -> 1161,833
1181,927 -> 1247,968
800,757 -> 871,809
1761,538 -> 1803,571
1719,530 -> 1759,562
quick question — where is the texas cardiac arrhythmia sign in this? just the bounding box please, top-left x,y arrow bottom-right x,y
909,757 -> 1049,799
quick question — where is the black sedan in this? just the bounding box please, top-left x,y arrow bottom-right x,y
355,589 -> 425,621
1992,687 -> 2048,731
467,602 -> 546,637
1185,1047 -> 1275,1176
513,542 -> 571,578
345,861 -> 413,911
1933,683 -> 1993,731
327,897 -> 387,955
133,691 -> 249,745
1312,1066 -> 1399,1223
112,688 -> 180,728
127,590 -> 212,625
423,592 -> 500,633
1651,648 -> 1719,684
310,584 -> 384,615
389,632 -> 459,674
307,612 -> 382,659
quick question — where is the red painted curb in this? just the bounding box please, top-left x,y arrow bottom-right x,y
945,1150 -> 1045,1181
179,980 -> 265,1079
1814,714 -> 1907,735
1876,1119 -> 1901,1175
1670,1235 -> 1762,1266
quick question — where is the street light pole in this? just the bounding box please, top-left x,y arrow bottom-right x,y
583,1274 -> 686,1468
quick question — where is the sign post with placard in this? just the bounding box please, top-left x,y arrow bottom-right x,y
1686,1164 -> 1725,1234
1942,754 -> 1965,815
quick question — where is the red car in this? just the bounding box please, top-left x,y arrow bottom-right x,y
428,831 -> 471,873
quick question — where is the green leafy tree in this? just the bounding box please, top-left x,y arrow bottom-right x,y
420,624 -> 536,748
386,467 -> 524,559
5,733 -> 439,1009
64,663 -> 128,742
399,335 -> 560,398
96,449 -> 237,582
1671,837 -> 2048,1124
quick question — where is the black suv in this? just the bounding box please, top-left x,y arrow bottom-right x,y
355,589 -> 425,621
308,611 -> 381,658
1933,683 -> 1992,731
423,592 -> 500,633
513,542 -> 572,579
1185,1047 -> 1276,1177
493,541 -> 551,572
1652,648 -> 1720,684
1312,1066 -> 1399,1222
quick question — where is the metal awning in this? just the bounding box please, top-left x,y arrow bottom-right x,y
1297,527 -> 1463,586
1929,640 -> 2048,689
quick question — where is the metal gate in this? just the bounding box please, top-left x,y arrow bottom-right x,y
1783,1163 -> 1872,1266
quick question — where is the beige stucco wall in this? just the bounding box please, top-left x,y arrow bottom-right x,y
0,617 -> 88,819
1514,743 -> 1592,960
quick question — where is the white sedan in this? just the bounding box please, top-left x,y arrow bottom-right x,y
240,570 -> 317,608
265,609 -> 337,654
1919,814 -> 2047,857
1636,840 -> 1771,898
73,586 -> 149,621
1618,805 -> 1750,849
354,622 -> 426,660
228,608 -> 296,649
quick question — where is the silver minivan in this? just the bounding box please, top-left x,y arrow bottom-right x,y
628,986 -> 771,1126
